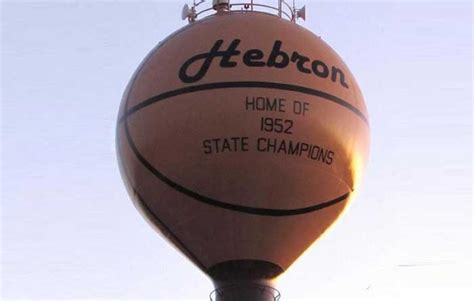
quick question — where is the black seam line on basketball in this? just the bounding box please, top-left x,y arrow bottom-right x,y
134,189 -> 207,272
124,117 -> 350,216
118,81 -> 369,125
117,134 -> 207,271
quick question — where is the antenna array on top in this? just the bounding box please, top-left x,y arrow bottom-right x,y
181,0 -> 306,24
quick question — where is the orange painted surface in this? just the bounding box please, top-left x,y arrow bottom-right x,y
117,11 -> 369,277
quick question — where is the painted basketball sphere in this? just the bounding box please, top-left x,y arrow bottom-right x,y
117,11 -> 369,278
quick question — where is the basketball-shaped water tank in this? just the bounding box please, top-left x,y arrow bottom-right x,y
117,9 -> 369,289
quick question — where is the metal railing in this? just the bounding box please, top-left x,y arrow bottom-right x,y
182,0 -> 305,24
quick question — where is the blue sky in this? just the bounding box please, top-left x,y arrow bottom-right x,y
1,0 -> 472,300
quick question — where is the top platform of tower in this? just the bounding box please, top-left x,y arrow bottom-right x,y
181,0 -> 306,24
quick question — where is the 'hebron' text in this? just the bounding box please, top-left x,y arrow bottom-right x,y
179,39 -> 349,88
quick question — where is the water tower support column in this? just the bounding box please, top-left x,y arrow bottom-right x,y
211,279 -> 280,301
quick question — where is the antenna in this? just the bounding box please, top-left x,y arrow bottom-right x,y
296,5 -> 306,21
181,0 -> 205,23
181,4 -> 192,20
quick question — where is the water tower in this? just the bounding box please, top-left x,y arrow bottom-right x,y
116,0 -> 370,300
